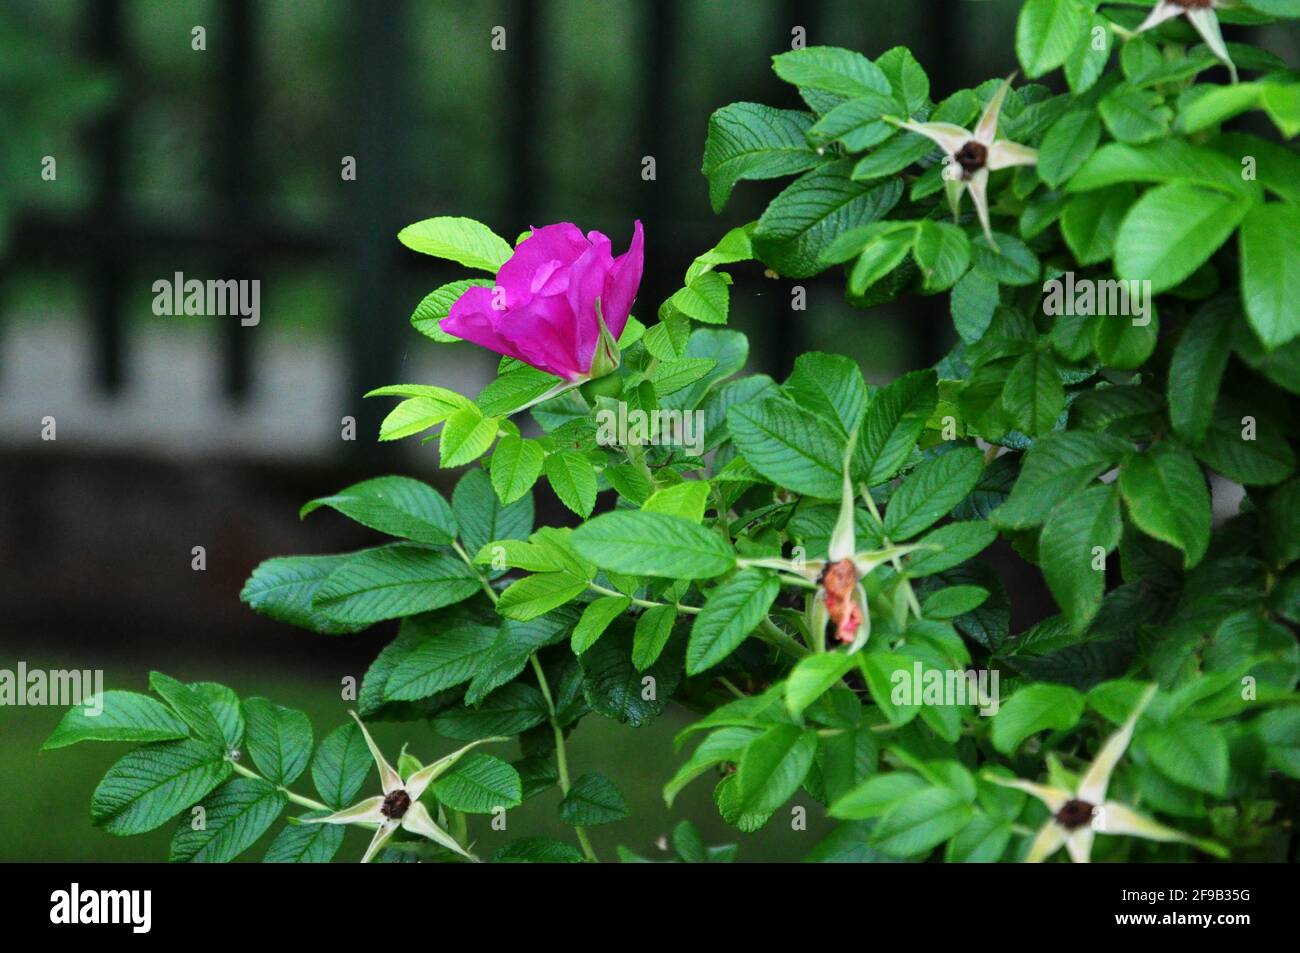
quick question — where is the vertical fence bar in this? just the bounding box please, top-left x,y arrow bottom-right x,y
85,0 -> 126,395
504,0 -> 539,226
216,0 -> 256,402
636,0 -> 676,321
344,0 -> 406,459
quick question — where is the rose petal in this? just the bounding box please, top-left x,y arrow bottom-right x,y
496,223 -> 589,308
441,285 -> 534,366
601,219 -> 644,342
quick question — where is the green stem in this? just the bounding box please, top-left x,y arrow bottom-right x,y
453,539 -> 500,605
587,582 -> 701,614
624,439 -> 656,489
859,486 -> 922,620
757,617 -> 809,660
718,676 -> 746,700
229,759 -> 331,813
529,654 -> 599,863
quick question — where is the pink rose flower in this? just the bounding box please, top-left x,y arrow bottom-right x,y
441,220 -> 644,381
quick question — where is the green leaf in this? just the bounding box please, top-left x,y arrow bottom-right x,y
432,682 -> 550,740
1068,139 -> 1252,197
1099,85 -> 1172,144
193,682 -> 244,751
905,522 -> 998,576
494,838 -> 585,863
465,609 -> 578,704
383,623 -> 499,701
668,271 -> 730,325
242,698 -> 313,786
311,722 -> 372,809
735,724 -> 818,815
884,448 -> 985,541
240,554 -> 371,635
1240,202 -> 1300,350
544,450 -> 598,518
993,432 -> 1130,529
728,397 -> 845,498
831,772 -> 928,819
771,46 -> 890,99
497,572 -> 588,622
91,739 -> 232,835
1002,350 -> 1065,437
301,476 -> 457,545
1016,0 -> 1089,78
1140,720 -> 1229,796
169,778 -> 285,863
753,162 -> 903,278
664,727 -> 761,807
1065,13 -> 1112,93
945,814 -> 1012,863
454,468 -> 534,558
571,596 -> 631,654
951,270 -> 1000,343
580,623 -> 682,727
1257,709 -> 1300,779
687,570 -> 781,675
397,216 -> 513,273
1038,109 -> 1101,188
264,816 -> 343,863
871,786 -> 973,857
643,482 -> 711,523
433,753 -> 522,813
991,684 -> 1085,754
410,279 -> 491,343
558,773 -> 629,825
1040,484 -> 1122,633
43,692 -> 189,750
488,435 -> 546,506
922,585 -> 989,619
782,351 -> 869,436
439,407 -> 500,468
633,604 -> 678,671
912,221 -> 970,292
856,369 -> 938,485
1177,81 -> 1268,134
852,131 -> 937,181
1115,183 -> 1249,294
476,365 -> 564,416
701,102 -> 824,212
971,233 -> 1040,286
572,511 -> 734,580
858,652 -> 920,727
1193,401 -> 1295,486
1061,184 -> 1134,266
1264,480 -> 1300,569
1118,443 -> 1211,568
846,223 -> 916,295
149,672 -> 224,747
1168,297 -> 1235,443
878,45 -> 930,115
807,92 -> 897,152
786,654 -> 856,718
312,544 -> 480,625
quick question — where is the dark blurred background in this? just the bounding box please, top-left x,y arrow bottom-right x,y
4,0 -> 1285,862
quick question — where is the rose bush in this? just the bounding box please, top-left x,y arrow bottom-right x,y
48,0 -> 1300,863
